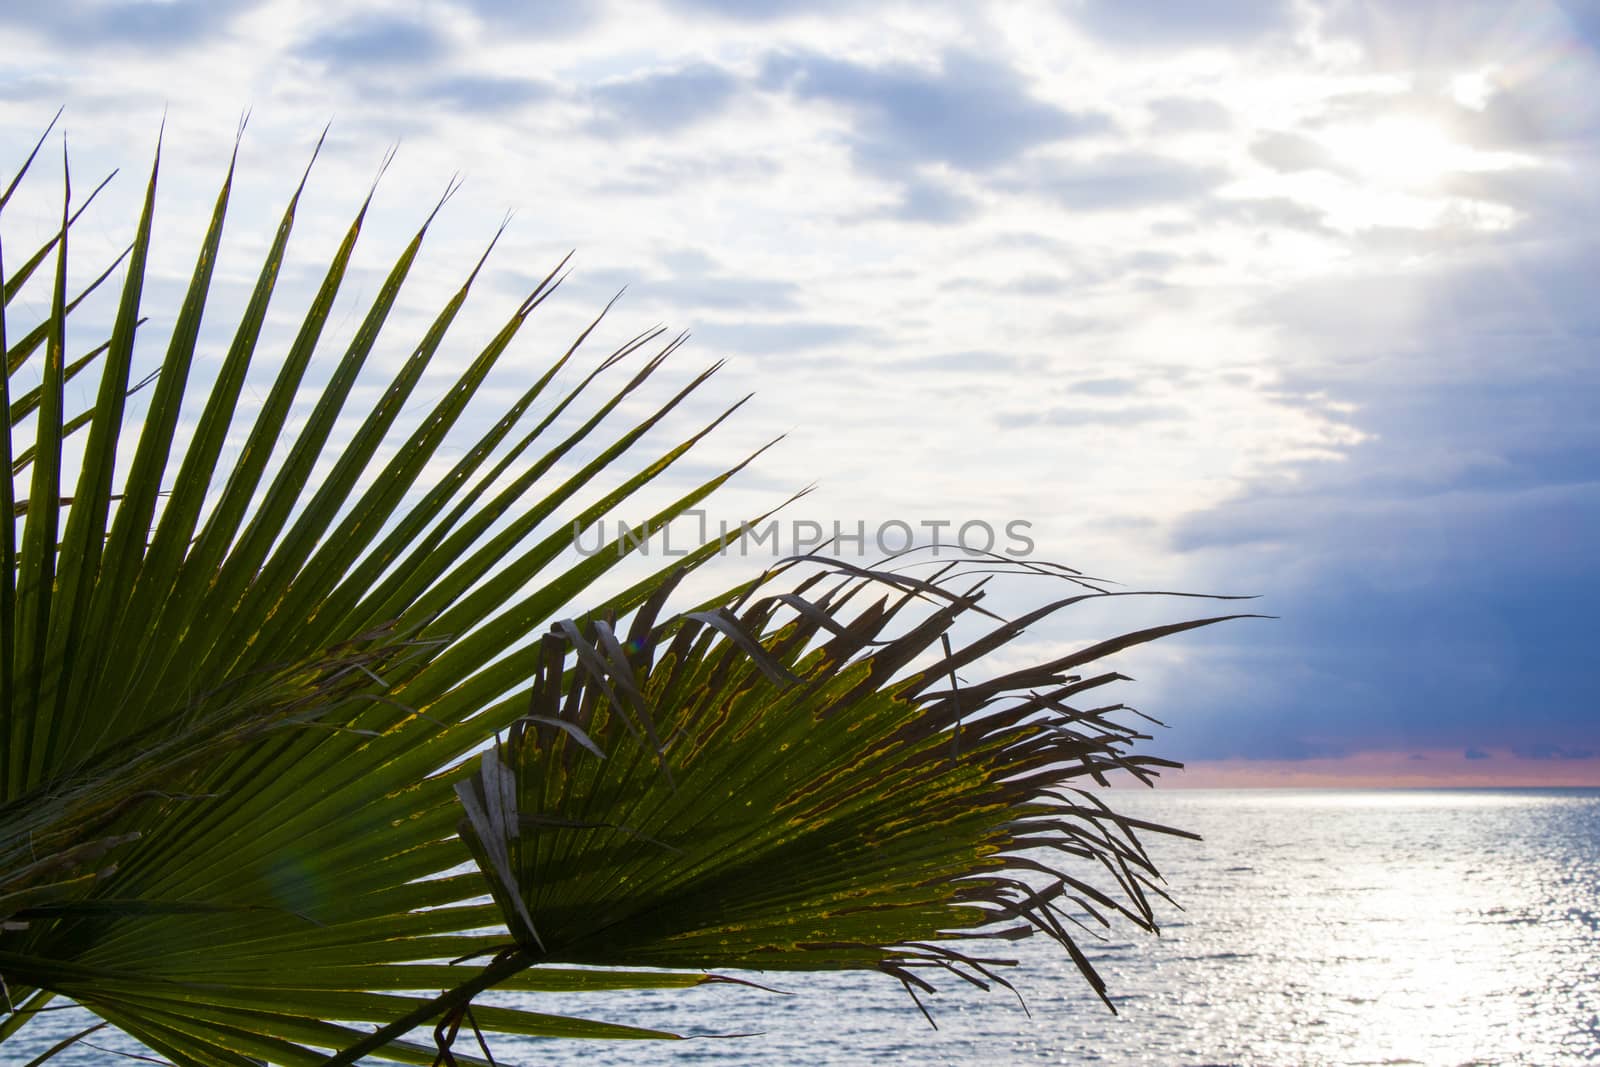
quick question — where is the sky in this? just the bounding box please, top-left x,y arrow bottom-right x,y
1,0 -> 1596,786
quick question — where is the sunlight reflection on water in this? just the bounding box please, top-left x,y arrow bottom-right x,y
479,789 -> 1600,1066
15,788 -> 1600,1065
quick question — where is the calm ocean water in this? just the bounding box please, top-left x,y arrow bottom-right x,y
14,789 -> 1600,1065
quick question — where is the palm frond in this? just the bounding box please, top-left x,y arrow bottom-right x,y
1,120 -> 772,1060
420,562 -> 1254,1048
0,115 -> 1243,1066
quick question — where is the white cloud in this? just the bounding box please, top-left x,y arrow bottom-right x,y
5,0 -> 1598,763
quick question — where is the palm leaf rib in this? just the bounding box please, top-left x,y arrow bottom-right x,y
1,119 -> 1241,1064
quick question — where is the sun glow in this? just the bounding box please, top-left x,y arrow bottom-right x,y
1449,67 -> 1500,111
1320,116 -> 1482,187
1238,111 -> 1535,236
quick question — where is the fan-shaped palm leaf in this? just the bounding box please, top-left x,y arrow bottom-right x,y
323,564 -> 1255,1062
1,120 -> 775,1062
1,116 -> 1246,1066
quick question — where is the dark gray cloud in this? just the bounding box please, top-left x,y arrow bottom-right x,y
1011,152 -> 1224,212
299,14 -> 448,68
588,63 -> 742,133
761,50 -> 1109,174
1161,233 -> 1600,763
0,0 -> 263,47
1069,0 -> 1296,47
1464,747 -> 1493,760
1151,518 -> 1600,761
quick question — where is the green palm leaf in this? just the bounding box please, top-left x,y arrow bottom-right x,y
1,121 -> 775,1061
1,116 -> 1244,1065
326,564 -> 1253,1062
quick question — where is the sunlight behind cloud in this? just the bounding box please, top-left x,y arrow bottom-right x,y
1448,66 -> 1499,110
1318,114 -> 1520,189
4,0 -> 1595,777
1232,108 -> 1534,235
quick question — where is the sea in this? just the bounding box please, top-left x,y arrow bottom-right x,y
12,789 -> 1599,1066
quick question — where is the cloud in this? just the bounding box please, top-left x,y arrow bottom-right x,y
761,49 -> 1109,175
938,271 -> 1082,297
1010,151 -> 1224,212
427,75 -> 552,114
1069,377 -> 1140,397
1252,237 -> 1600,381
1160,232 -> 1600,763
890,351 -> 1037,374
592,153 -> 781,195
759,48 -> 1108,224
573,264 -> 802,314
298,14 -> 448,68
1557,0 -> 1600,47
1512,743 -> 1598,760
1318,0 -> 1600,147
1251,131 -> 1338,173
0,73 -> 66,103
1437,161 -> 1600,247
588,63 -> 742,134
0,0 -> 263,47
453,0 -> 602,35
1001,403 -> 1184,427
693,320 -> 873,355
882,177 -> 978,224
1464,747 -> 1493,760
14,0 -> 1592,781
660,0 -> 853,20
1147,96 -> 1233,132
1209,195 -> 1330,233
1319,0 -> 1523,71
1069,0 -> 1297,47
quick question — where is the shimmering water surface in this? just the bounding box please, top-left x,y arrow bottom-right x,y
16,789 -> 1600,1065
